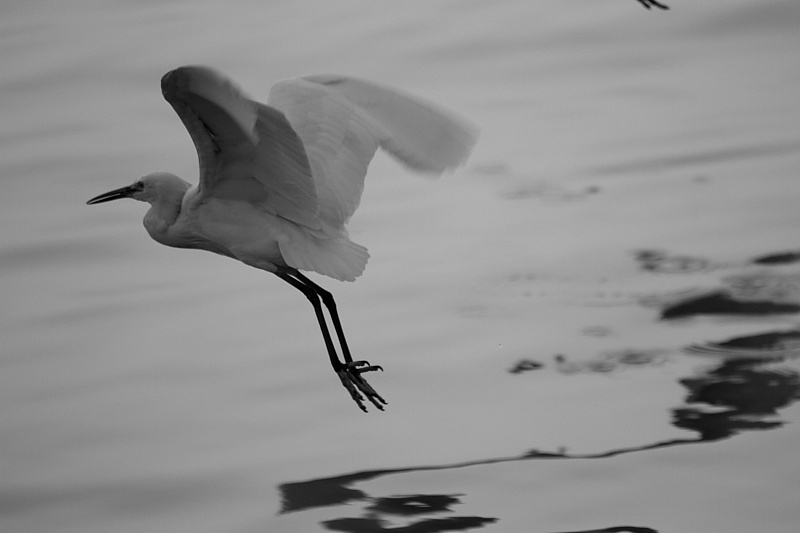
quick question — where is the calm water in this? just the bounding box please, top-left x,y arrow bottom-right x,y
2,1 -> 800,532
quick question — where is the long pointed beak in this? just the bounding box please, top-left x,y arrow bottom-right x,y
86,184 -> 139,205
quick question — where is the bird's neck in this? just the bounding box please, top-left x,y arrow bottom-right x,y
143,194 -> 185,247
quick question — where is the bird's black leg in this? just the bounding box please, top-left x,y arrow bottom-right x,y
276,271 -> 340,369
293,272 -> 381,370
276,268 -> 386,411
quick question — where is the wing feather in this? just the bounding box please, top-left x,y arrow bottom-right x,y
160,67 -> 477,281
161,66 -> 321,230
268,75 -> 478,228
303,75 -> 478,174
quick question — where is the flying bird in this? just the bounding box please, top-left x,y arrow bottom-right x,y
87,66 -> 477,411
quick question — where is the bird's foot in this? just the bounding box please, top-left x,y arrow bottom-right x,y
637,0 -> 669,9
337,361 -> 387,412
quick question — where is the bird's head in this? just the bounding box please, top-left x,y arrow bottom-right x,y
87,172 -> 190,206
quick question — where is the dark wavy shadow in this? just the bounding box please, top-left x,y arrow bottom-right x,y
277,351 -> 798,532
553,526 -> 658,533
686,328 -> 800,358
633,248 -> 800,319
661,290 -> 800,319
323,513 -> 497,533
751,250 -> 800,265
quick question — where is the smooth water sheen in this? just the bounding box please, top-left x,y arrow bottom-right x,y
2,1 -> 800,532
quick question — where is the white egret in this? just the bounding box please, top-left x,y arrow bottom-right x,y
87,66 -> 477,411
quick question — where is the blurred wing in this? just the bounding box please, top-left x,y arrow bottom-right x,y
268,75 -> 478,227
161,66 -> 321,229
302,75 -> 479,174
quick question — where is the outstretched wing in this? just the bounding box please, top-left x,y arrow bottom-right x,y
268,75 -> 478,228
160,66 -> 322,230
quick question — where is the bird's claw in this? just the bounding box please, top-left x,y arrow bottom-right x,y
637,0 -> 669,9
337,361 -> 387,412
349,360 -> 383,373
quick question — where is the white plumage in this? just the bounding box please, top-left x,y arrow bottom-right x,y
87,66 -> 477,411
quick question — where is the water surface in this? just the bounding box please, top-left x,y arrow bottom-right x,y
2,1 -> 800,532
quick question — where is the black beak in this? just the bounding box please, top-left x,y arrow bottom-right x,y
86,184 -> 140,205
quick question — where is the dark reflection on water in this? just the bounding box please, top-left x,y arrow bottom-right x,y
752,250 -> 800,266
508,358 -> 545,374
674,356 -> 800,439
324,511 -> 497,533
634,248 -> 800,319
634,249 -> 712,274
279,350 -> 799,532
552,527 -> 656,533
659,270 -> 800,319
662,290 -> 800,319
636,248 -> 800,273
508,350 -> 669,376
367,495 -> 465,516
686,328 -> 800,359
281,473 -> 496,532
279,241 -> 800,530
627,248 -> 800,360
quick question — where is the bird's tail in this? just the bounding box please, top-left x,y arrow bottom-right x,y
279,235 -> 370,282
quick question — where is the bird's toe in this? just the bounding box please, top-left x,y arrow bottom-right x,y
337,365 -> 387,412
347,360 -> 384,373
